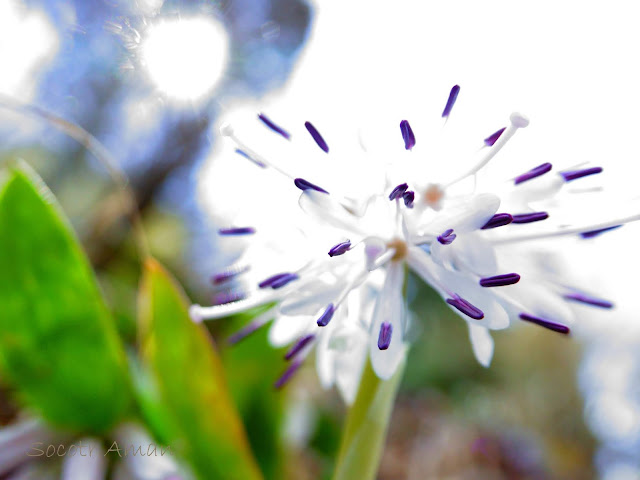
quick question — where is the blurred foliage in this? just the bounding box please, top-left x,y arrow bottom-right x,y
0,165 -> 132,433
138,258 -> 263,480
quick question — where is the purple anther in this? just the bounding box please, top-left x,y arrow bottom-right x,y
446,295 -> 484,320
512,212 -> 549,224
328,240 -> 351,257
442,85 -> 461,118
564,293 -> 613,309
403,190 -> 415,208
389,183 -> 409,201
400,120 -> 416,150
258,273 -> 292,289
305,121 -> 329,153
479,273 -> 521,287
519,313 -> 570,334
317,304 -> 335,327
235,148 -> 266,168
484,127 -> 506,147
218,227 -> 256,236
481,213 -> 513,229
213,291 -> 245,305
580,225 -> 622,239
437,229 -> 457,245
514,163 -> 553,185
294,178 -> 329,194
274,359 -> 303,389
211,266 -> 249,285
560,167 -> 603,182
285,334 -> 316,360
258,113 -> 290,139
377,322 -> 393,350
227,319 -> 268,345
270,273 -> 299,289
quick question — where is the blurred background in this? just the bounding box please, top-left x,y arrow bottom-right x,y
1,0 -> 640,479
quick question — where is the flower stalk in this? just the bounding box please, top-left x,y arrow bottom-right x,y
332,356 -> 406,480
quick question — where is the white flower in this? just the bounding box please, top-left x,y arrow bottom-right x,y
190,86 -> 640,402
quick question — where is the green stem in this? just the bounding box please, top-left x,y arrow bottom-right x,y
332,356 -> 406,480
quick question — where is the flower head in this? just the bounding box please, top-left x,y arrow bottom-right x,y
191,86 -> 640,402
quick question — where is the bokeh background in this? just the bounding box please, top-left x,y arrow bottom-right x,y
1,1 -> 639,479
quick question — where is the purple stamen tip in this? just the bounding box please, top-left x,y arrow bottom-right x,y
442,84 -> 461,118
213,291 -> 245,305
285,334 -> 316,360
235,148 -> 266,168
446,295 -> 484,320
484,127 -> 506,147
328,240 -> 351,257
305,121 -> 329,153
259,272 -> 297,289
564,293 -> 613,309
211,266 -> 249,285
519,313 -> 570,334
377,322 -> 393,350
218,227 -> 256,236
228,320 -> 266,345
294,178 -> 329,194
481,213 -> 513,229
317,304 -> 335,327
258,113 -> 290,139
514,162 -> 553,185
479,273 -> 521,287
437,229 -> 457,245
400,120 -> 416,150
580,225 -> 622,239
403,190 -> 415,208
512,212 -> 549,224
274,359 -> 303,389
560,167 -> 603,182
389,183 -> 409,201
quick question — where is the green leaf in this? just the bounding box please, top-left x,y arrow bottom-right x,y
0,166 -> 132,433
138,258 -> 263,480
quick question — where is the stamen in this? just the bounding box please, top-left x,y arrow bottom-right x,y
259,272 -> 296,289
564,293 -> 613,309
400,120 -> 416,150
285,334 -> 316,360
442,85 -> 460,118
258,113 -> 290,139
317,304 -> 335,327
270,273 -> 299,289
514,163 -> 553,185
305,121 -> 329,153
446,295 -> 484,319
437,229 -> 456,245
403,190 -> 415,208
213,291 -> 246,305
519,313 -> 570,334
389,183 -> 409,200
479,273 -> 521,287
481,213 -> 513,229
580,225 -> 622,238
274,359 -> 302,389
235,148 -> 266,168
512,212 -> 549,224
328,240 -> 352,257
484,127 -> 506,147
228,317 -> 270,345
377,322 -> 393,350
560,167 -> 602,182
211,266 -> 249,285
294,178 -> 329,194
218,227 -> 256,236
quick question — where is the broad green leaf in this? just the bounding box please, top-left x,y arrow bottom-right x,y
138,258 -> 263,480
0,166 -> 132,432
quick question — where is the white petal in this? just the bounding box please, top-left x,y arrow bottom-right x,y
468,324 -> 494,367
61,438 -> 107,480
369,262 -> 407,380
424,193 -> 500,234
298,190 -> 366,237
431,233 -> 498,276
268,314 -> 313,347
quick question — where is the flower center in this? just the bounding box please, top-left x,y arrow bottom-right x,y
387,238 -> 408,261
423,184 -> 444,207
